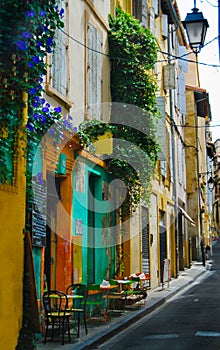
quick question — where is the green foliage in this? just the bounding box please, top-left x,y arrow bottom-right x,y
108,7 -> 158,112
78,8 -> 161,212
0,0 -> 65,184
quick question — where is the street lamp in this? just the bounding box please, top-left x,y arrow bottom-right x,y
208,177 -> 215,192
182,0 -> 209,55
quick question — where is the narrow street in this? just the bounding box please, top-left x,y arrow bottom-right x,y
96,241 -> 220,350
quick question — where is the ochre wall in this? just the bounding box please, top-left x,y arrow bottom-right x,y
0,135 -> 26,349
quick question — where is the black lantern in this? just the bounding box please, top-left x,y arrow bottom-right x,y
182,3 -> 209,54
208,177 -> 214,192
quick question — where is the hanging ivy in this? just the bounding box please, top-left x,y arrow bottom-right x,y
78,8 -> 161,212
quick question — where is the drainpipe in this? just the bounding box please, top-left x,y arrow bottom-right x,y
168,30 -> 179,277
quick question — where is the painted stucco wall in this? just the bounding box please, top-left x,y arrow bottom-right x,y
0,140 -> 26,349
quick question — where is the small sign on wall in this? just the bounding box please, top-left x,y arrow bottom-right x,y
75,219 -> 83,235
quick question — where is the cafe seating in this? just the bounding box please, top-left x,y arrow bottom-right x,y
65,284 -> 88,337
42,290 -> 71,345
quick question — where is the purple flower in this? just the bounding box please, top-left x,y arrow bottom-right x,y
46,103 -> 50,108
73,127 -> 78,132
39,76 -> 43,83
40,98 -> 46,105
25,10 -> 35,17
22,31 -> 31,39
69,116 -> 73,120
29,88 -> 37,95
16,40 -> 27,51
37,41 -> 42,47
54,106 -> 62,113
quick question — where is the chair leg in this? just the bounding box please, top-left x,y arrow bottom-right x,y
84,312 -> 88,334
61,318 -> 65,345
67,318 -> 71,342
51,319 -> 55,341
44,322 -> 48,344
77,312 -> 80,338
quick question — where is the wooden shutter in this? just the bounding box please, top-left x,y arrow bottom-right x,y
168,131 -> 174,182
178,73 -> 186,115
156,96 -> 166,161
88,23 -> 102,119
178,46 -> 188,73
51,1 -> 66,95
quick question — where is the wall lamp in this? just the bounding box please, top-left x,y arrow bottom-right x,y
182,0 -> 209,55
207,177 -> 215,192
198,172 -> 214,191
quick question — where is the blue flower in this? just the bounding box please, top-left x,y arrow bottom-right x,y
46,103 -> 50,108
25,10 -> 35,17
16,40 -> 27,51
59,8 -> 65,18
32,56 -> 40,63
39,10 -> 45,17
33,113 -> 39,119
73,127 -> 78,132
40,98 -> 46,105
33,99 -> 39,107
29,88 -> 37,95
54,106 -> 62,113
21,31 -> 31,39
42,107 -> 49,113
37,41 -> 42,47
26,122 -> 35,131
39,76 -> 43,83
28,61 -> 34,68
40,115 -> 47,123
46,37 -> 53,47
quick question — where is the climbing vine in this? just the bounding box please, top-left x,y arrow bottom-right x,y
0,0 -> 65,184
78,8 -> 160,212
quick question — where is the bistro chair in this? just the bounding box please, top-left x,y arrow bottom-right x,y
43,290 -> 71,345
66,284 -> 88,337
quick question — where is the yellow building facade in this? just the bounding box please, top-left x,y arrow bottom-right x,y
0,98 -> 27,349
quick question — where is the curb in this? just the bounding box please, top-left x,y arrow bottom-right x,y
72,268 -> 206,350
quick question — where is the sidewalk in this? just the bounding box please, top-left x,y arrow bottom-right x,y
36,261 -> 210,350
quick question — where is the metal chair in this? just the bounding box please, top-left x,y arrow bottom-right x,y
43,290 -> 71,345
66,284 -> 88,337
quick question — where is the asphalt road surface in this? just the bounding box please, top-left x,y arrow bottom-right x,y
96,240 -> 220,350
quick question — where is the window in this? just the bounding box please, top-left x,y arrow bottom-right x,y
87,23 -> 102,119
132,0 -> 142,22
50,0 -> 67,96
